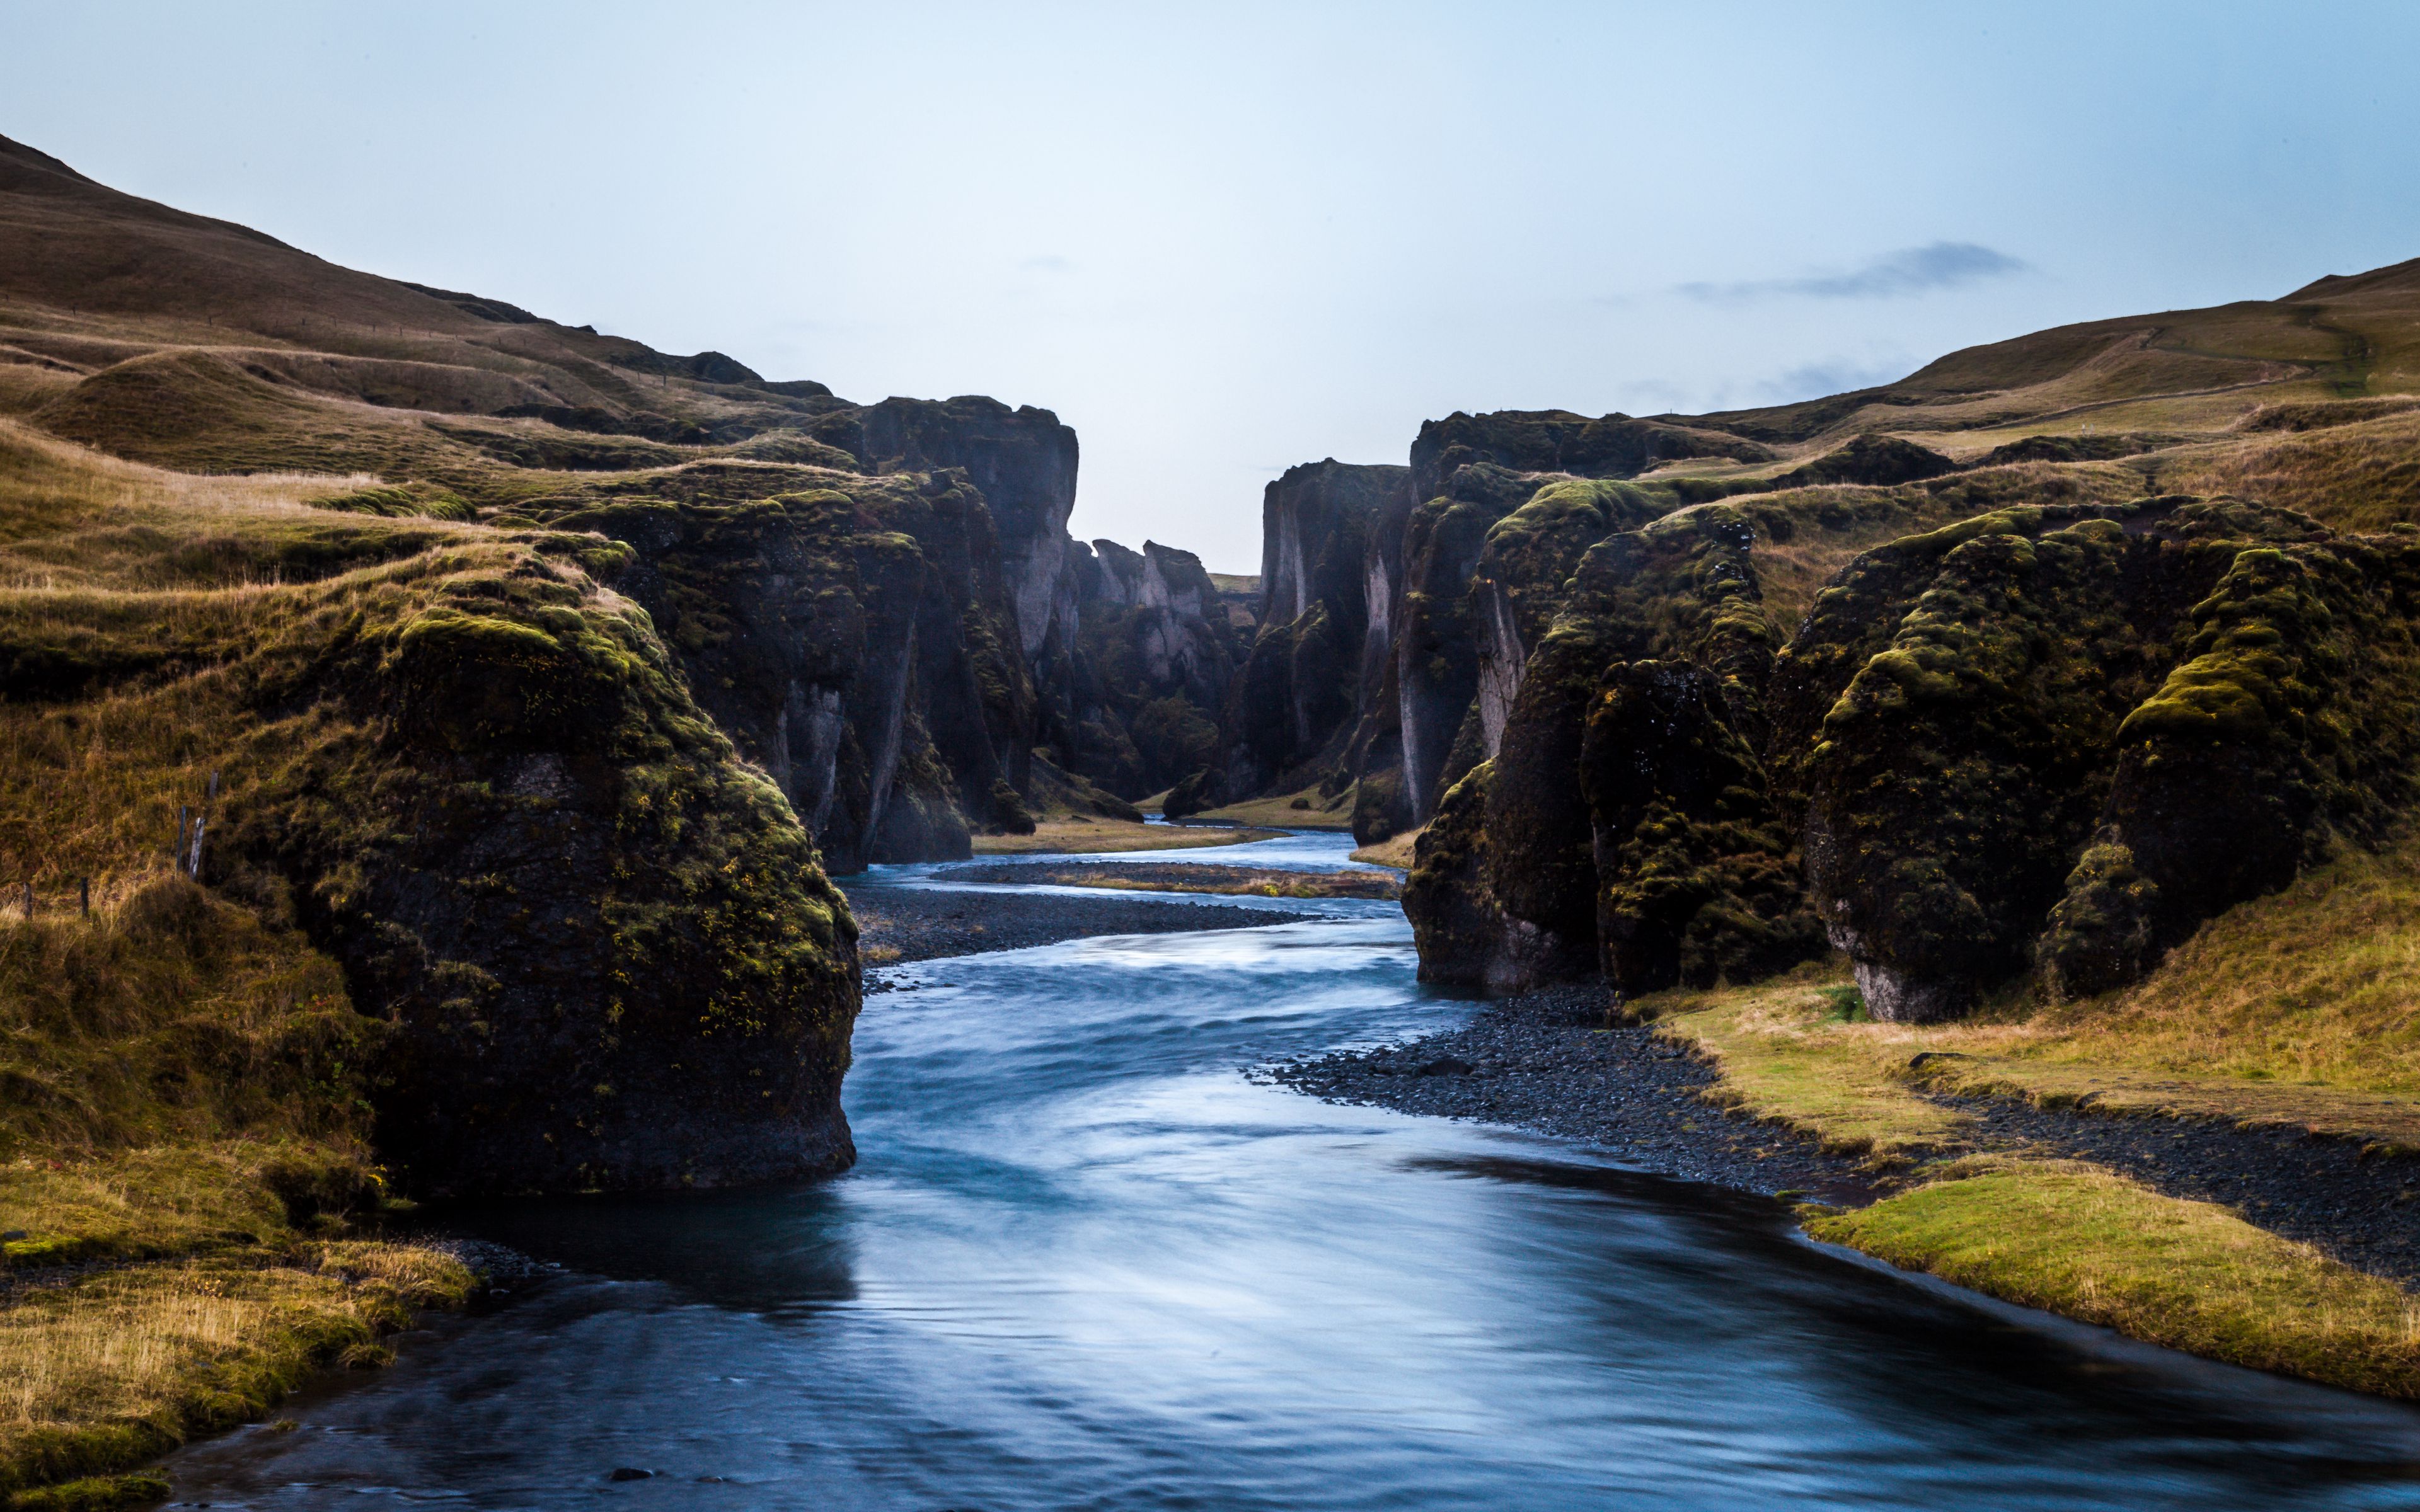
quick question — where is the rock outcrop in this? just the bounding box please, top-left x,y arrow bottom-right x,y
193,530 -> 865,1195
1214,461 -> 1412,808
1399,479 -> 2420,1016
1063,537 -> 1247,801
533,469 -> 1037,872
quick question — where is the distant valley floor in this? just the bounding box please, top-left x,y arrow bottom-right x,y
843,881 -> 1317,968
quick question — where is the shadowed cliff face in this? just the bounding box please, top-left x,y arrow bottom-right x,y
1210,461 -> 1411,810
810,396 -> 1081,664
1397,484 -> 2420,1016
1057,537 -> 1248,802
530,471 -> 1036,874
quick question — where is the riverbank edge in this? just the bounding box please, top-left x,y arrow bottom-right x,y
1276,974 -> 2420,1401
842,882 -> 1322,969
1,1234 -> 481,1511
13,886 -> 1323,1510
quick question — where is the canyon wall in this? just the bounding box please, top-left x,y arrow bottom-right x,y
1212,315 -> 2420,1019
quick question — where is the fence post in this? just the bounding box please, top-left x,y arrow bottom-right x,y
207,770 -> 220,802
188,819 -> 205,880
20,882 -> 30,921
79,877 -> 89,917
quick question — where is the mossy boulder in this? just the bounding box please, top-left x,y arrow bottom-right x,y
1582,661 -> 1822,993
1403,762 -> 1593,990
250,569 -> 863,1194
2039,530 -> 2420,996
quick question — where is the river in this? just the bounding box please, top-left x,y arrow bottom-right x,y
165,834 -> 2420,1509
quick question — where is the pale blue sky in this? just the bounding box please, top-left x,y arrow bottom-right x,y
8,1 -> 2418,570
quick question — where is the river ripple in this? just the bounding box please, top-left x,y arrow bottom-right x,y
166,844 -> 2420,1509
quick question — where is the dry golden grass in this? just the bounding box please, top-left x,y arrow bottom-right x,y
1811,1159 -> 2420,1398
0,425 -> 529,1499
2153,406 -> 2420,532
1649,822 -> 2420,1150
1348,825 -> 1422,869
1186,782 -> 1356,831
1643,969 -> 1978,1160
0,1242 -> 470,1496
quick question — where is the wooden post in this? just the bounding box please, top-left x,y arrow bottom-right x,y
21,882 -> 31,920
79,878 -> 89,917
207,770 -> 219,802
188,819 -> 205,880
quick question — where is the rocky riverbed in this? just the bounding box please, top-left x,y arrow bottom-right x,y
1259,985 -> 1874,1203
1267,982 -> 2420,1288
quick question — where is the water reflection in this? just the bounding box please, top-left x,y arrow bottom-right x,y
166,848 -> 2420,1510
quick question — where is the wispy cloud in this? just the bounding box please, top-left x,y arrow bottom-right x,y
1678,242 -> 2027,304
1756,358 -> 1913,403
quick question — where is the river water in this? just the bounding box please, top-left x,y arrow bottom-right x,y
166,835 -> 2420,1509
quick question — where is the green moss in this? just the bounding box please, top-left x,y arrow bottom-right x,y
1584,661 -> 1823,992
1804,513 -> 2175,1005
11,1470 -> 172,1511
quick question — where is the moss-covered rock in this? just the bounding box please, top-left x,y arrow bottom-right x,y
1403,762 -> 1593,990
2039,529 -> 2420,996
225,559 -> 861,1194
533,473 -> 1032,869
1582,661 -> 1823,993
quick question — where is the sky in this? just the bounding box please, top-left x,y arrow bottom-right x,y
8,2 -> 2420,571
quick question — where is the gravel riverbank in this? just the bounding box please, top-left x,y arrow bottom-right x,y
1267,982 -> 2420,1288
1260,985 -> 1876,1204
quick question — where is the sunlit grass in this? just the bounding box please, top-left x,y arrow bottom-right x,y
1811,1159 -> 2420,1398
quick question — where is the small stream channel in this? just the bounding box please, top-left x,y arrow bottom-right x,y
164,833 -> 2420,1509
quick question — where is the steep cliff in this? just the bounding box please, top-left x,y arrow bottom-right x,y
1211,461 -> 1410,810
526,469 -> 1037,871
1061,537 -> 1247,801
0,128 -> 1257,1222
1295,260 -> 2420,1015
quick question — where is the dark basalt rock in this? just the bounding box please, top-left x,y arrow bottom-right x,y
1058,537 -> 1245,798
1405,762 -> 1593,990
1453,506 -> 1775,990
229,571 -> 860,1196
1216,461 -> 1412,804
1383,452 -> 2420,1020
1410,409 -> 1772,501
539,475 -> 1033,872
1583,661 -> 1821,994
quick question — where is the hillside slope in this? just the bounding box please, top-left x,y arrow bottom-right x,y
0,134 -> 1240,861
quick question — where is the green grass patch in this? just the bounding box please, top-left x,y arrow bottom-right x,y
1810,1159 -> 2420,1397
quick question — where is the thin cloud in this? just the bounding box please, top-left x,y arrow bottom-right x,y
1678,242 -> 2027,304
1757,358 -> 1913,403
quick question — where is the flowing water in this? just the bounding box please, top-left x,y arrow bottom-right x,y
167,835 -> 2420,1509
